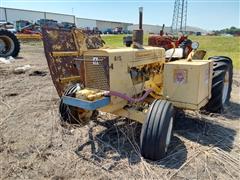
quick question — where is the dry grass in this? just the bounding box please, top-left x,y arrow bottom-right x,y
0,43 -> 239,179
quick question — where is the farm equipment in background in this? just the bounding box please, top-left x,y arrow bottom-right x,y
61,22 -> 76,29
92,27 -> 102,34
103,28 -> 113,34
37,19 -> 58,28
113,27 -> 123,34
123,24 -> 194,58
148,24 -> 193,58
15,19 -> 78,41
16,20 -> 42,41
38,19 -> 76,30
42,7 -> 233,161
83,27 -> 102,35
0,22 -> 20,57
0,21 -> 16,33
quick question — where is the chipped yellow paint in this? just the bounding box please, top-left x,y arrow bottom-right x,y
58,76 -> 81,84
52,51 -> 79,57
16,34 -> 42,40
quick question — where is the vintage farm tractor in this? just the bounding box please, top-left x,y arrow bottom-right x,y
42,8 -> 233,160
148,24 -> 193,58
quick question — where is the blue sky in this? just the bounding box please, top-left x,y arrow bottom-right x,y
0,0 -> 239,30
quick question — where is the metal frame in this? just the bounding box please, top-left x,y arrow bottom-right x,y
62,96 -> 110,110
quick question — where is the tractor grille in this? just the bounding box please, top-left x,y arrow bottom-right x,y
84,56 -> 110,90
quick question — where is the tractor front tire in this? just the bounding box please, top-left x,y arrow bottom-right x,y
0,29 -> 20,57
204,56 -> 233,113
59,84 -> 92,124
140,100 -> 174,160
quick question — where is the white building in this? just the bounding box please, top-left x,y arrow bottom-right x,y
128,24 -> 172,34
0,7 -> 207,34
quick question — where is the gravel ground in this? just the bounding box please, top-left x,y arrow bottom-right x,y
0,43 -> 239,179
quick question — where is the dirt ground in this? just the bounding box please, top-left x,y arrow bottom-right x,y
0,43 -> 239,180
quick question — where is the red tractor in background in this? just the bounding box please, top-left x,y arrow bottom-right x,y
16,20 -> 42,35
15,20 -> 42,41
148,24 -> 193,58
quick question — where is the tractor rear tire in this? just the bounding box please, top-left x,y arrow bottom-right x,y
204,56 -> 233,113
0,29 -> 20,57
140,100 -> 174,160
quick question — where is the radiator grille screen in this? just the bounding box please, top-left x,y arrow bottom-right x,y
84,56 -> 109,90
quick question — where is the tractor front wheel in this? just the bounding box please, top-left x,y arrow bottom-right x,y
204,56 -> 233,113
59,84 -> 93,124
140,100 -> 174,160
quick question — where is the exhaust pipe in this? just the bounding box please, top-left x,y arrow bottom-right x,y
133,7 -> 144,48
139,7 -> 143,30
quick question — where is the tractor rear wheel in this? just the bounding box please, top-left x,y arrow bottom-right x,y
0,29 -> 20,57
140,100 -> 174,160
204,56 -> 233,113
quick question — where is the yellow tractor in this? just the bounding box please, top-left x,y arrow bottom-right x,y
42,8 -> 233,160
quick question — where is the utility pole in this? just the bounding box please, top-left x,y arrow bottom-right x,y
171,0 -> 188,34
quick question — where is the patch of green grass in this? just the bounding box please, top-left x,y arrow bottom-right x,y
102,34 -> 126,48
102,34 -> 240,69
189,35 -> 240,69
102,34 -> 149,48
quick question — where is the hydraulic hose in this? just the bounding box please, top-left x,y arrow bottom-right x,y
105,89 -> 153,103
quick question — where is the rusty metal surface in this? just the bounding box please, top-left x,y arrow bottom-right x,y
193,50 -> 206,60
42,27 -> 82,97
73,29 -> 88,55
132,29 -> 143,48
73,29 -> 105,52
86,35 -> 105,49
42,27 -> 106,96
